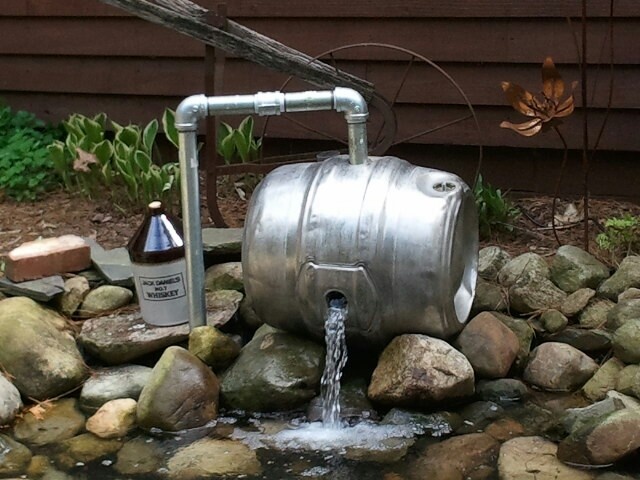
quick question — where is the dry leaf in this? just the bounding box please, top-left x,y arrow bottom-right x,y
27,400 -> 53,420
73,148 -> 98,173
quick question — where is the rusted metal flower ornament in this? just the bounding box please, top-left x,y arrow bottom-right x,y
500,57 -> 577,136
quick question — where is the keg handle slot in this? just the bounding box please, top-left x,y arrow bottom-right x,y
326,290 -> 348,309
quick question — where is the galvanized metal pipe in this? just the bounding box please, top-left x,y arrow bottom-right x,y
175,88 -> 369,328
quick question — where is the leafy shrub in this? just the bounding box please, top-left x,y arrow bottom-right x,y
596,214 -> 640,261
0,104 -> 63,200
473,175 -> 520,238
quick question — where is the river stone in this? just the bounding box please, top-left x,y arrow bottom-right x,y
619,287 -> 640,301
498,436 -> 593,480
205,289 -> 243,327
509,273 -> 567,314
557,408 -> 640,466
457,401 -> 504,434
484,417 -> 526,442
204,262 -> 243,292
79,364 -> 152,414
471,279 -> 506,315
561,396 -> 626,434
167,438 -> 261,479
368,334 -> 474,407
478,246 -> 511,282
579,298 -> 615,329
54,432 -> 122,470
617,365 -> 640,399
115,436 -> 164,475
0,297 -> 88,400
606,298 -> 640,331
607,390 -> 640,411
561,288 -> 596,317
78,310 -> 189,364
0,275 -> 65,302
476,378 -> 529,404
0,374 -> 22,426
77,285 -> 133,317
56,276 -> 90,317
137,346 -> 220,431
202,227 -> 243,256
220,328 -> 324,412
612,319 -> 640,363
550,245 -> 610,293
498,252 -> 550,288
0,434 -> 32,477
524,342 -> 598,392
598,255 -> 640,300
86,398 -> 137,439
457,312 -> 519,378
12,398 -> 85,447
188,325 -> 240,370
344,436 -> 416,464
582,358 -> 626,401
308,378 -> 378,423
545,327 -> 612,352
541,309 -> 568,333
381,408 -> 462,437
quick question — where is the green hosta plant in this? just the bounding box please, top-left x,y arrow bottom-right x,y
596,214 -> 640,262
474,175 -> 520,239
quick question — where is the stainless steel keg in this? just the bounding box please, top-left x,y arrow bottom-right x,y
242,154 -> 478,345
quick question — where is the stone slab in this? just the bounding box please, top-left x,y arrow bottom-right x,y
202,228 -> 243,256
0,275 -> 65,302
85,238 -> 133,287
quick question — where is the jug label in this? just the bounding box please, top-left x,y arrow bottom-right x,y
136,265 -> 186,301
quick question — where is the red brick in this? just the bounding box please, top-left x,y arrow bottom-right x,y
5,235 -> 91,282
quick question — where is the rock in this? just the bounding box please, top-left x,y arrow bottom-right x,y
368,334 -> 474,407
137,346 -> 220,431
0,297 -> 88,400
545,327 -> 612,352
457,312 -> 520,378
579,298 -> 615,329
115,436 -> 164,475
77,285 -> 133,317
188,325 -> 241,370
561,288 -> 596,317
540,309 -> 568,333
476,378 -> 529,404
617,365 -> 640,399
25,455 -> 50,478
166,438 -> 261,479
561,396 -> 626,434
85,239 -> 133,287
344,437 -> 415,464
457,401 -> 504,434
557,409 -> 640,466
498,436 -> 593,480
79,364 -> 152,414
524,342 -> 598,392
596,474 -> 636,480
56,276 -> 90,317
221,328 -> 324,412
478,246 -> 511,282
308,378 -> 378,423
202,227 -> 243,257
205,289 -> 243,327
5,234 -> 90,282
0,434 -> 32,477
618,287 -> 640,302
612,319 -> 640,363
509,273 -> 567,314
607,390 -> 640,411
0,275 -> 65,302
12,398 -> 85,447
495,313 -> 535,371
498,252 -> 550,288
86,398 -> 137,439
484,417 -> 526,441
606,298 -> 640,331
78,310 -> 189,365
582,358 -> 626,401
204,262 -> 243,292
0,374 -> 22,426
598,256 -> 640,300
381,408 -> 462,437
550,245 -> 610,293
471,279 -> 507,314
54,433 -> 122,470
238,297 -> 263,329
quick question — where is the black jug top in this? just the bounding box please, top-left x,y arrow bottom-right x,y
128,201 -> 185,263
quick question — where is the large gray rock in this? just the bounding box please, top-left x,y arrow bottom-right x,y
0,275 -> 65,302
582,358 -> 625,402
137,346 -> 220,431
0,297 -> 88,400
561,396 -> 626,434
79,364 -> 152,414
579,298 -> 615,329
546,327 -> 612,353
478,246 -> 511,282
0,434 -> 32,477
77,285 -> 133,317
205,262 -> 243,292
606,298 -> 640,331
12,398 -> 85,447
598,256 -> 640,300
524,342 -> 598,392
561,288 -> 596,317
509,273 -> 567,314
498,252 -> 550,287
368,334 -> 474,407
202,228 -> 243,256
617,365 -> 640,399
220,326 -> 324,412
612,319 -> 640,363
550,245 -> 610,293
540,309 -> 568,333
471,279 -> 507,314
0,374 -> 22,426
495,313 -> 535,372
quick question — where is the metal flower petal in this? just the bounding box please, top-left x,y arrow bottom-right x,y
542,57 -> 565,102
501,81 -> 537,117
499,118 -> 543,137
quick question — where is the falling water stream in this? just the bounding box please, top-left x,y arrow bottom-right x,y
320,298 -> 349,428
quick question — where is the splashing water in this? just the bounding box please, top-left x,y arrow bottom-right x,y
320,300 -> 348,429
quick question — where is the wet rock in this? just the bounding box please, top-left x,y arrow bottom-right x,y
457,401 -> 504,434
541,309 -> 568,333
616,365 -> 640,399
618,287 -> 640,302
562,395 -> 625,435
557,408 -> 640,466
308,378 -> 377,422
0,275 -> 65,302
612,319 -> 640,363
561,288 -> 596,317
579,298 -> 615,329
85,239 -> 133,287
221,327 -> 324,412
166,438 -> 261,479
86,398 -> 137,439
345,437 -> 416,464
78,310 -> 189,364
550,245 -> 610,293
188,325 -> 240,370
407,433 -> 499,480
476,378 -> 529,404
607,390 -> 640,411
606,298 -> 640,331
115,436 -> 164,475
0,434 -> 32,476
56,276 -> 90,317
545,327 -> 612,352
0,297 -> 88,400
205,289 -> 243,327
54,433 -> 122,470
205,262 -> 243,292
0,374 -> 22,426
484,417 -> 525,442
598,256 -> 640,300
368,334 -> 474,408
202,227 -> 243,257
495,313 -> 535,371
381,408 -> 462,437
238,297 -> 263,330
509,273 -> 567,314
524,342 -> 598,392
457,312 -> 520,378
137,346 -> 220,431
478,246 -> 511,282
498,436 -> 593,480
471,279 -> 507,314
25,455 -> 50,478
12,398 -> 85,447
79,364 -> 152,414
77,285 -> 132,317
498,252 -> 550,288
582,358 -> 625,401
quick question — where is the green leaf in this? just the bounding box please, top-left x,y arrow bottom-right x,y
116,125 -> 141,147
162,109 -> 179,149
233,130 -> 250,163
238,116 -> 254,141
219,134 -> 236,163
83,117 -> 104,144
142,119 -> 158,154
134,150 -> 152,172
91,140 -> 114,166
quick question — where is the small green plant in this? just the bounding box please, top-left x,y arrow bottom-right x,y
473,175 -> 520,239
596,214 -> 640,261
0,104 -> 63,201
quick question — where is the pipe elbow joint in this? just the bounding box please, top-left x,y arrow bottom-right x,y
333,87 -> 369,124
175,94 -> 208,132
